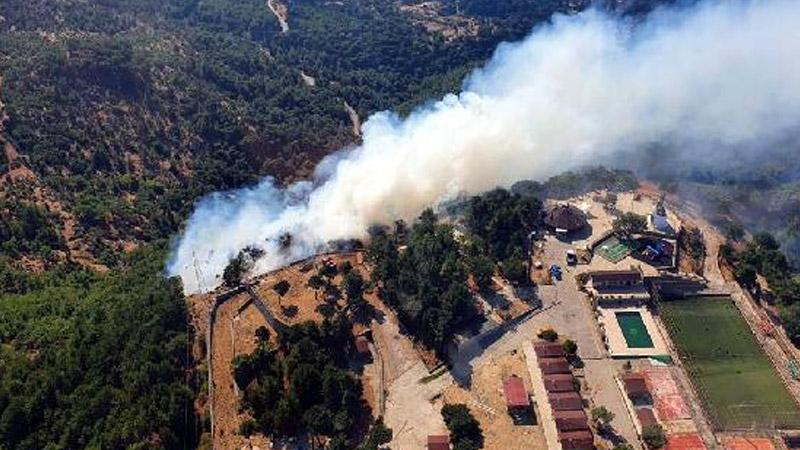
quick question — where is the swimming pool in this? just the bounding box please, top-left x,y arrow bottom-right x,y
616,311 -> 654,348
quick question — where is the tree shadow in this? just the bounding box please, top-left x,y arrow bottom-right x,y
281,305 -> 298,318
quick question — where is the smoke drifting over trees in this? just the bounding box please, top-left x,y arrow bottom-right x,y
169,0 -> 800,293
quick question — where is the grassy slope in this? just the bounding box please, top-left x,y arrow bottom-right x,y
660,296 -> 800,429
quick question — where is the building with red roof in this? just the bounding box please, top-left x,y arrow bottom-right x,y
539,357 -> 571,375
534,341 -> 565,358
559,430 -> 595,450
553,409 -> 590,432
427,435 -> 450,450
636,407 -> 659,428
503,375 -> 530,409
622,373 -> 652,405
543,373 -> 576,393
548,391 -> 584,411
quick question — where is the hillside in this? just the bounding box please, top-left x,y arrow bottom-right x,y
0,0 -> 612,271
2,1 -> 676,449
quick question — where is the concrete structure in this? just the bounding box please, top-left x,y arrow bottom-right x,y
648,203 -> 677,236
597,307 -> 669,358
523,341 -> 563,450
587,269 -> 650,305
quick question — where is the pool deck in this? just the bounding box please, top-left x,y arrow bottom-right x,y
598,307 -> 669,358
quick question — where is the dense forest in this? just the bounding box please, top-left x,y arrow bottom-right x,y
367,209 -> 477,356
0,247 -> 196,450
233,315 -> 377,448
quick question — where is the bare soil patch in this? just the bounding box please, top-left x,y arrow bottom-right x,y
400,1 -> 479,41
443,347 -> 546,449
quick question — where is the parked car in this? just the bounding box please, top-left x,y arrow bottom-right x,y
566,250 -> 577,265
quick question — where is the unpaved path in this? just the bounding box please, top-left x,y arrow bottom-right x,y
0,75 -> 8,132
267,0 -> 289,33
364,294 -> 450,448
344,101 -> 362,138
210,293 -> 271,450
299,71 -> 315,87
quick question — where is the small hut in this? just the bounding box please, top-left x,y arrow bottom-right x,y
544,204 -> 588,235
503,375 -> 531,412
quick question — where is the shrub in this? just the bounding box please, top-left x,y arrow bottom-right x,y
441,404 -> 483,450
642,424 -> 667,449
538,328 -> 558,342
273,280 -> 290,296
562,339 -> 578,356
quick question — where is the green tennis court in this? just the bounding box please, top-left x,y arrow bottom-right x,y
616,311 -> 654,348
595,236 -> 639,263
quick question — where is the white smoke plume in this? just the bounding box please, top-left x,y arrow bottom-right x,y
169,0 -> 800,293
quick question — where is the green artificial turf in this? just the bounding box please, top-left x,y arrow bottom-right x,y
595,236 -> 638,263
616,311 -> 655,348
660,296 -> 800,429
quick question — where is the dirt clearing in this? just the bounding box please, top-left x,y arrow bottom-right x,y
444,346 -> 546,449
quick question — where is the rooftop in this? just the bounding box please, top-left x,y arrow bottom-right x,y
534,341 -> 565,358
636,407 -> 659,427
553,409 -> 590,431
503,375 -> 530,408
559,430 -> 595,450
590,269 -> 643,284
427,435 -> 450,450
548,391 -> 584,411
539,357 -> 571,375
543,373 -> 577,393
622,373 -> 650,398
544,204 -> 588,231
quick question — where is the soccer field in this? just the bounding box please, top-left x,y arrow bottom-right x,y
660,296 -> 800,430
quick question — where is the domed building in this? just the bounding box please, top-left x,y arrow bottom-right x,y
544,204 -> 588,234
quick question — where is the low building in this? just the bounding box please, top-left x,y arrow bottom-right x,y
587,269 -> 650,305
553,409 -> 590,432
534,341 -> 566,358
544,204 -> 589,235
539,357 -> 571,375
622,373 -> 652,405
543,373 -> 577,393
503,375 -> 530,411
648,203 -> 676,236
427,435 -> 450,450
548,391 -> 584,411
636,408 -> 658,428
559,430 -> 595,450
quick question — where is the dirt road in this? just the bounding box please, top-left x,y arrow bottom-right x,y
210,293 -> 271,450
267,0 -> 289,33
